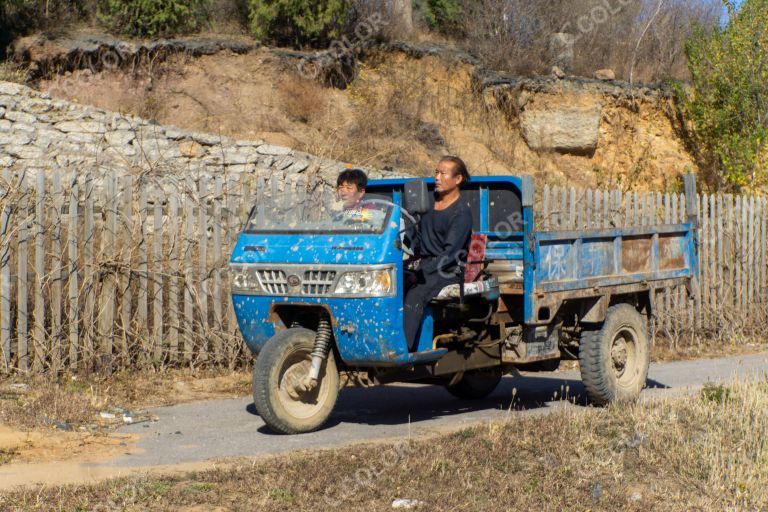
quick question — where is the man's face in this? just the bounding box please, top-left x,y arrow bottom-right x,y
434,160 -> 462,195
337,181 -> 365,209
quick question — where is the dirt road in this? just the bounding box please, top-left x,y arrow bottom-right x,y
1,353 -> 766,489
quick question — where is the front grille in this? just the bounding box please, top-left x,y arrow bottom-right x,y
302,270 -> 337,295
257,269 -> 288,294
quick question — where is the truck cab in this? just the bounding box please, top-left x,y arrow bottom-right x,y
230,175 -> 698,434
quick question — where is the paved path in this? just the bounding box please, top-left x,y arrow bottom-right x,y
98,353 -> 768,469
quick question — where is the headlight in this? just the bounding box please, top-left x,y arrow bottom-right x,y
333,268 -> 394,296
230,264 -> 264,293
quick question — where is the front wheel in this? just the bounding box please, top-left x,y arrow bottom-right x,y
579,303 -> 650,405
253,328 -> 340,434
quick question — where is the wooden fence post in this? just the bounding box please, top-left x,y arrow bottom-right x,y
51,171 -> 63,372
67,173 -> 79,369
16,173 -> 28,372
117,173 -> 133,364
0,170 -> 12,371
198,175 -> 209,362
168,190 -> 180,363
137,183 -> 149,364
99,173 -> 117,368
33,171 -> 46,372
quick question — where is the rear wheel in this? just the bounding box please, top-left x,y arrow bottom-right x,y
579,303 -> 650,405
445,369 -> 502,400
253,328 -> 340,434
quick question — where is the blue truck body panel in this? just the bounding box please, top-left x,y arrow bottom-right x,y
230,175 -> 698,367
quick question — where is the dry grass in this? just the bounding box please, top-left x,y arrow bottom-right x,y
0,61 -> 28,84
0,369 -> 251,432
2,377 -> 767,510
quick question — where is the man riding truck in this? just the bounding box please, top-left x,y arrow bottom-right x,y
336,168 -> 367,209
403,156 -> 473,352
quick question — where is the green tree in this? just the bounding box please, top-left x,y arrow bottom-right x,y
416,0 -> 461,33
247,0 -> 350,47
100,0 -> 209,38
1,0 -> 89,54
677,0 -> 768,191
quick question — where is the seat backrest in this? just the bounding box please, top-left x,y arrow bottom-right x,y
464,234 -> 487,283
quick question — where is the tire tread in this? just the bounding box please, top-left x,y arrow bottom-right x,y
253,328 -> 338,435
579,303 -> 649,406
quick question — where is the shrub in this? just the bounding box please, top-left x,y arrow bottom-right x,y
416,0 -> 461,33
676,0 -> 768,191
1,0 -> 93,55
247,0 -> 350,47
100,0 -> 210,38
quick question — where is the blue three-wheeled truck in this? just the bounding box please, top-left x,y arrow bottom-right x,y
230,175 -> 699,434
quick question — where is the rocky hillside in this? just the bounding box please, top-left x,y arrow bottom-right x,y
0,79 -> 392,188
10,36 -> 696,190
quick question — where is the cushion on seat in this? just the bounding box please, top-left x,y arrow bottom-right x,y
464,234 -> 487,283
432,234 -> 488,301
434,276 -> 500,301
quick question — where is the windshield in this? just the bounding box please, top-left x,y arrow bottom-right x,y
244,189 -> 394,234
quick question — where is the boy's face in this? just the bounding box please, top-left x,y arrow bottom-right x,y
337,181 -> 365,209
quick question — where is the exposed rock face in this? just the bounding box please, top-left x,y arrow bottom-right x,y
520,100 -> 602,154
0,80 -> 396,187
9,35 -> 257,80
17,39 -> 697,189
594,69 -> 616,81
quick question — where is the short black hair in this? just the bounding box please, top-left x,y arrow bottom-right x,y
337,168 -> 367,190
440,156 -> 470,185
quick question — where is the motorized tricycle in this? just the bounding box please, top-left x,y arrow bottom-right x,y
230,175 -> 699,434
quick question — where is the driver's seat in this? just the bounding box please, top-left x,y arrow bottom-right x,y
433,234 -> 498,301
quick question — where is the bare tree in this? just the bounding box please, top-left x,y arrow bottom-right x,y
393,0 -> 413,34
457,0 -> 722,81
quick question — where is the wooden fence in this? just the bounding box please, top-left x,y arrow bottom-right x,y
0,170 -> 766,374
539,185 -> 768,345
0,168 -> 314,373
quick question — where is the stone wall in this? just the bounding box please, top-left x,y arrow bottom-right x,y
0,80 -> 393,187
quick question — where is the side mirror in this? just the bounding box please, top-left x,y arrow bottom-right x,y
403,179 -> 430,215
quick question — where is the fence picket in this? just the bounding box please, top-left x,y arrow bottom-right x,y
554,186 -> 562,228
118,174 -> 133,362
748,196 -> 756,311
225,177 -> 239,365
83,173 -> 95,366
700,194 -> 709,319
33,171 -> 45,372
152,189 -> 164,362
707,195 -> 716,318
16,173 -> 28,372
98,174 -> 116,366
0,171 -> 9,371
761,198 -> 767,304
51,171 -> 63,372
735,194 -> 742,316
662,193 -> 671,335
741,196 -> 749,314
183,176 -> 195,362
198,176 -> 209,362
212,176 -> 223,361
168,190 -> 180,363
67,174 -> 78,369
715,195 -> 724,326
137,184 -> 149,363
